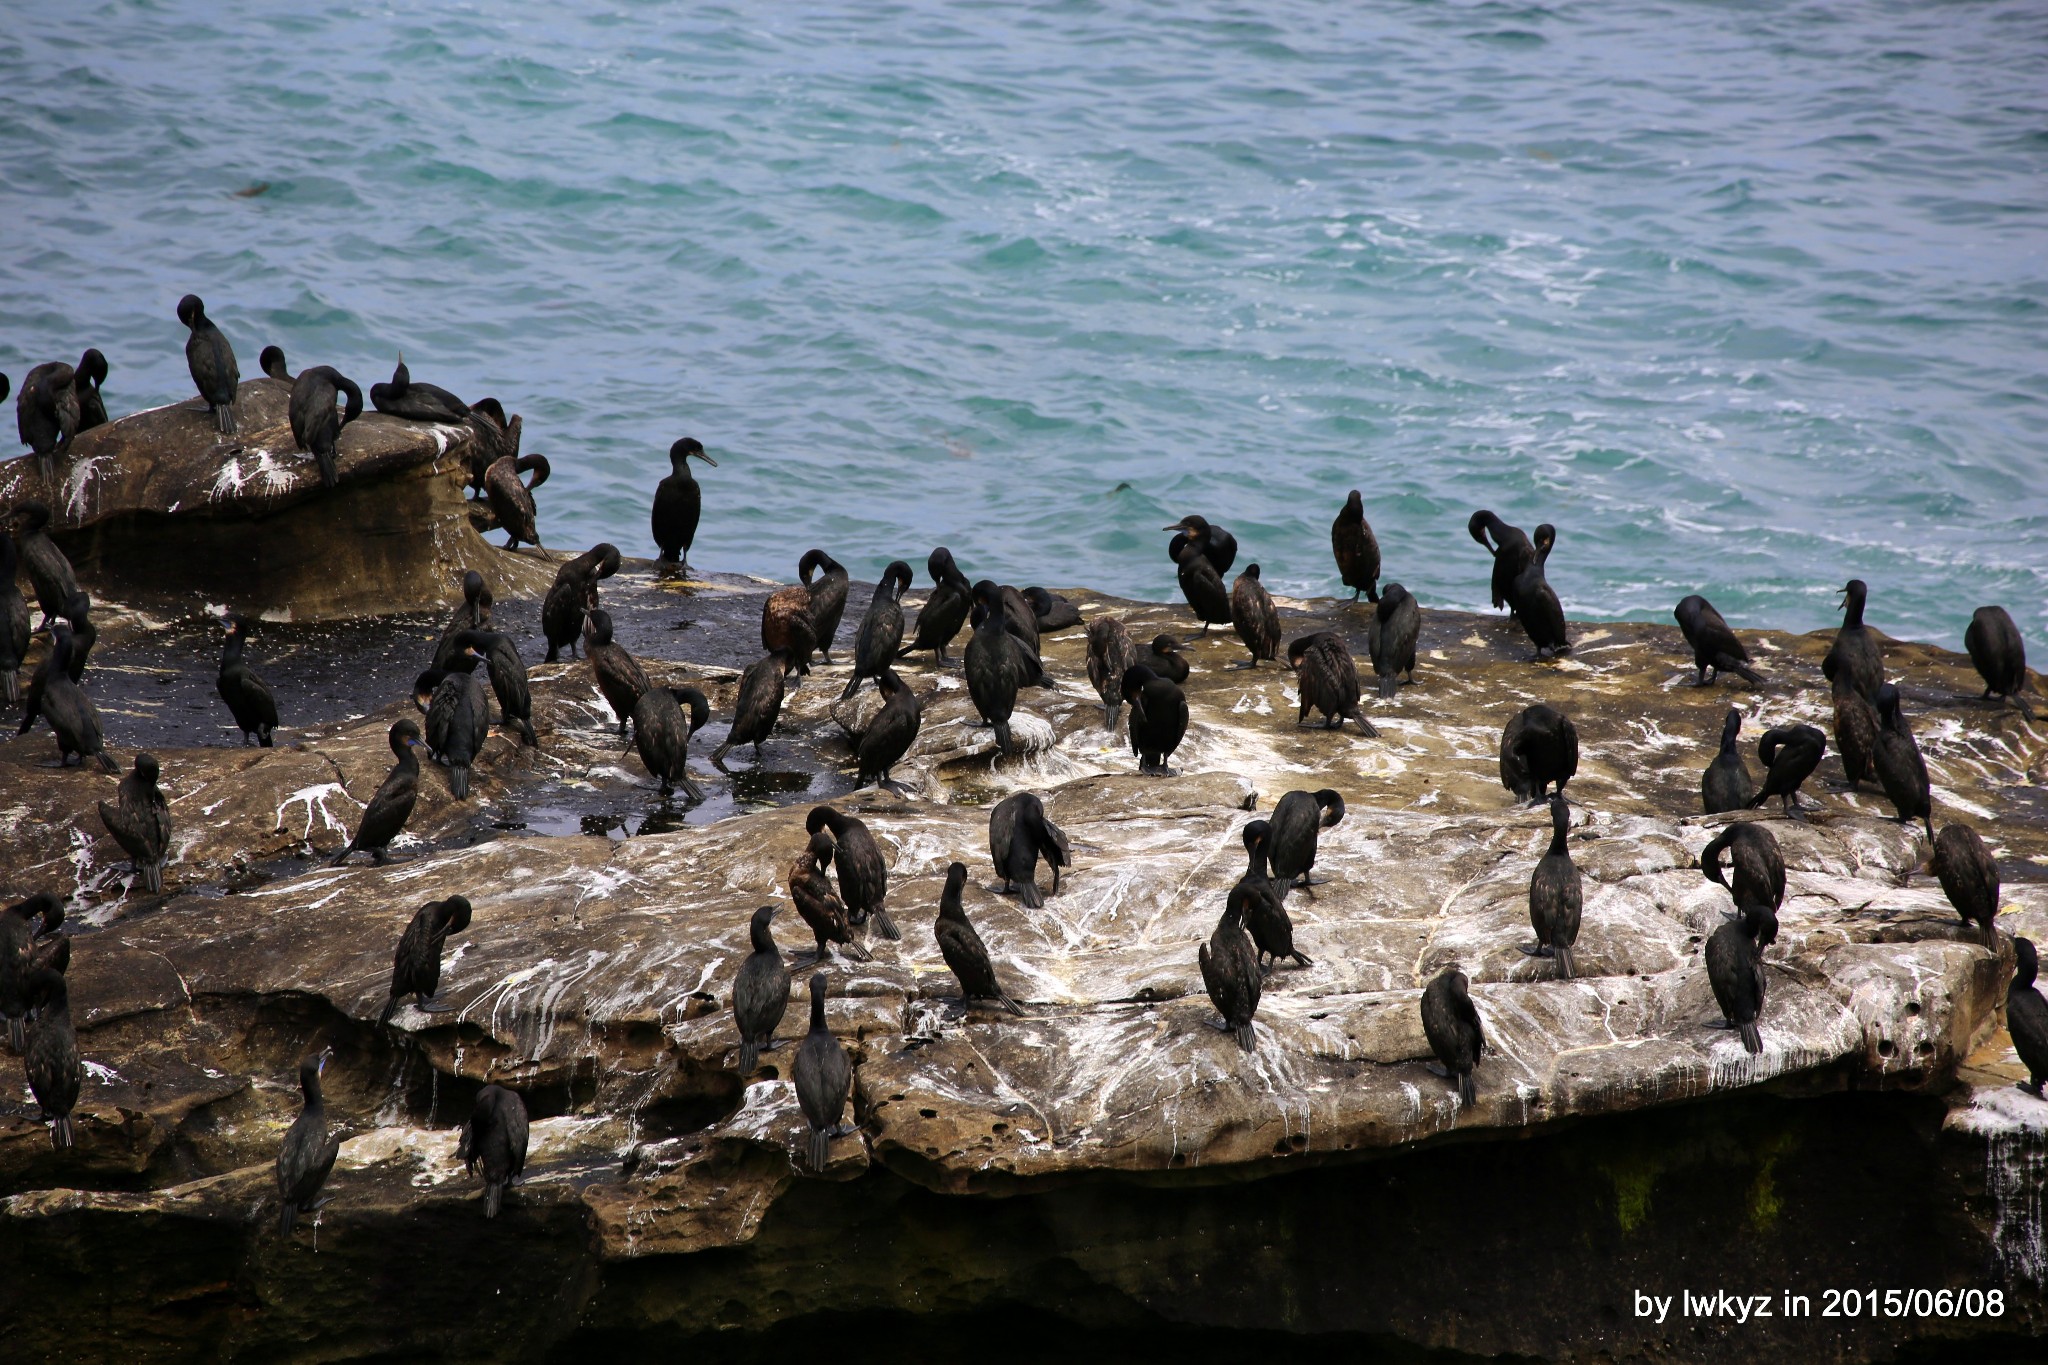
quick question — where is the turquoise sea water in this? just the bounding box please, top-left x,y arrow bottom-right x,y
2,1 -> 2043,644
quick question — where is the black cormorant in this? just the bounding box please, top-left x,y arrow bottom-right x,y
1198,892 -> 1261,1052
1162,514 -> 1237,577
275,1050 -> 341,1233
330,720 -> 424,864
17,621 -> 117,770
542,543 -> 619,663
97,753 -> 170,894
420,653 -> 490,800
72,349 -> 108,432
177,294 -> 240,435
60,590 -> 95,683
370,356 -> 471,423
16,362 -> 80,481
1120,664 -> 1188,775
965,580 -> 1027,755
1287,632 -> 1377,734
1499,703 -> 1577,804
1468,510 -> 1535,618
793,973 -> 852,1172
1748,724 -> 1826,820
24,968 -> 80,1148
1923,824 -> 1998,950
451,629 -> 535,747
856,668 -> 922,794
1148,634 -> 1190,686
1830,673 -> 1879,790
465,398 -> 520,496
1171,537 -> 1232,635
584,609 -> 650,736
2007,939 -> 2048,1096
787,831 -> 872,964
1873,683 -> 1934,839
0,892 -> 63,1053
1702,708 -> 1754,814
1507,523 -> 1569,658
1267,788 -> 1343,895
897,548 -> 973,666
259,345 -> 292,383
459,1084 -> 529,1218
801,549 -> 850,664
713,650 -> 790,770
1821,579 -> 1884,702
734,905 -> 791,1074
651,437 -> 716,568
288,366 -> 364,489
379,895 -> 473,1022
1332,490 -> 1380,603
631,685 -> 710,800
1964,606 -> 2029,713
841,560 -> 914,700
217,614 -> 278,747
806,806 -> 899,941
1524,793 -> 1582,979
9,500 -> 80,627
1230,564 -> 1280,666
1236,821 -> 1309,971
1084,615 -> 1140,730
935,862 -> 1022,1014
1705,904 -> 1772,1054
1367,582 -> 1420,698
432,571 -> 492,672
1673,595 -> 1762,687
484,454 -> 550,550
1420,967 -> 1484,1106
988,792 -> 1070,910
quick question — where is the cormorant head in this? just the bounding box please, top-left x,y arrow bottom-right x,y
670,436 -> 716,468
412,669 -> 445,711
1342,489 -> 1363,517
175,294 -> 204,328
1673,594 -> 1706,630
1548,791 -> 1571,829
1161,514 -> 1210,535
438,895 -> 474,935
134,752 -> 161,786
806,829 -> 837,867
1241,563 -> 1261,582
876,668 -> 905,697
2016,937 -> 2038,991
461,569 -> 486,603
1380,582 -> 1411,613
1314,789 -> 1346,827
1149,634 -> 1180,660
971,579 -> 1004,612
804,804 -> 841,837
927,546 -> 955,583
1720,707 -> 1742,745
1242,819 -> 1271,857
390,719 -> 423,755
1285,633 -> 1319,671
1119,663 -> 1158,704
64,590 -> 91,624
12,499 -> 53,533
582,610 -> 614,648
748,903 -> 780,950
8,892 -> 63,935
1533,524 -> 1556,556
259,346 -> 289,381
883,560 -> 914,596
391,354 -> 410,387
1874,682 -> 1902,723
672,686 -> 710,734
78,348 -> 108,386
1466,510 -> 1496,548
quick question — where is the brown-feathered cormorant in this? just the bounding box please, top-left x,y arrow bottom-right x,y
583,609 -> 649,736
651,437 -> 716,568
1332,490 -> 1380,603
420,654 -> 490,800
97,753 -> 171,894
856,668 -> 922,794
898,548 -> 974,667
464,398 -> 521,497
935,862 -> 1022,1014
1499,703 -> 1577,804
1267,788 -> 1343,895
0,893 -> 62,1053
761,583 -> 819,675
1288,632 -> 1377,735
370,356 -> 470,423
1468,510 -> 1536,619
801,549 -> 850,664
17,621 -> 117,770
1148,633 -> 1190,685
1199,893 -> 1261,1052
1748,724 -> 1826,820
1367,582 -> 1419,699
1524,793 -> 1582,979
331,720 -> 424,864
1421,966 -> 1484,1107
1236,821 -> 1309,971
807,806 -> 899,941
275,1048 -> 341,1233
965,581 -> 1028,755
460,1083 -> 528,1218
18,361 -> 80,479
734,905 -> 791,1074
452,629 -> 535,747
713,650 -> 790,771
1705,904 -> 1772,1054
1120,664 -> 1188,775
788,831 -> 872,964
72,349 -> 108,432
0,528 -> 27,705
484,453 -> 549,550
24,968 -> 80,1148
1673,594 -> 1762,687
9,500 -> 80,627
1230,564 -> 1280,666
1923,824 -> 1998,950
1702,708 -> 1754,813
433,571 -> 492,672
1163,514 -> 1237,577
988,792 -> 1071,910
631,684 -> 709,800
259,346 -> 292,383
1507,523 -> 1569,658
176,294 -> 239,435
1084,616 -> 1140,730
1830,672 -> 1878,790
288,366 -> 364,489
842,561 -> 914,700
1171,537 -> 1232,635
1964,606 -> 2029,714
1821,579 -> 1883,701
542,543 -> 619,663
793,973 -> 852,1172
380,895 -> 473,1022
2008,939 -> 2048,1096
60,590 -> 95,684
1873,684 -> 1934,839
217,614 -> 278,746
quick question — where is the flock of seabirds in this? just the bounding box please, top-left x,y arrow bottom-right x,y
2,296 -> 2047,1231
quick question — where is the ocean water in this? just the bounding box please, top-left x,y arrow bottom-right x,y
2,0 -> 2044,645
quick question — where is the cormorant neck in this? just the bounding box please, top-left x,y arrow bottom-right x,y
809,988 -> 828,1031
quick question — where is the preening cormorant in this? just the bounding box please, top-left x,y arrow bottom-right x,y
275,1050 -> 342,1233
584,609 -> 650,736
1749,724 -> 1826,820
2007,939 -> 2048,1096
1702,821 -> 1785,930
1923,824 -> 1998,950
432,571 -> 492,672
1085,616 -> 1141,730
177,294 -> 240,436
9,500 -> 80,627
898,548 -> 974,666
965,580 -> 1028,755
632,685 -> 709,800
1821,579 -> 1883,702
98,752 -> 171,894
542,543 -> 619,663
793,973 -> 852,1172
1507,523 -> 1569,658
24,968 -> 80,1148
72,349 -> 108,432
1702,708 -> 1755,814
1236,821 -> 1310,971
1673,595 -> 1762,687
0,528 -> 27,705
330,720 -> 424,864
1267,788 -> 1343,895
651,437 -> 717,568
217,614 -> 278,747
17,621 -> 117,771
370,356 -> 470,423
1499,703 -> 1577,804
856,668 -> 922,793
1163,514 -> 1237,578
1830,672 -> 1879,790
484,453 -> 550,550
1964,606 -> 2029,713
259,346 -> 292,383
451,629 -> 535,747
1420,967 -> 1484,1107
801,549 -> 850,664
787,830 -> 872,964
988,792 -> 1070,910
999,585 -> 1043,667
460,1084 -> 529,1218
842,561 -> 914,700
761,582 -> 819,675
1148,634 -> 1190,686
288,366 -> 364,488
1873,683 -> 1934,839
1705,904 -> 1773,1055
1367,582 -> 1419,699
1171,536 -> 1232,635
935,862 -> 1022,1015
0,893 -> 63,1053
1468,510 -> 1536,618
1021,586 -> 1082,634
1332,490 -> 1380,603
419,654 -> 489,800
17,361 -> 80,480
1525,793 -> 1582,979
380,895 -> 473,1022
465,397 -> 520,495
806,806 -> 900,941
734,905 -> 791,1074
1198,894 -> 1261,1052
1230,564 -> 1280,666
1287,632 -> 1377,735
712,650 -> 790,771
1119,663 -> 1188,775
60,590 -> 95,683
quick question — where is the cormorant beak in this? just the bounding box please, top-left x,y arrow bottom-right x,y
695,451 -> 718,467
1161,522 -> 1186,532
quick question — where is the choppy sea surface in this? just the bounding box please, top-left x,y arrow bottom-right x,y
3,1 -> 2044,644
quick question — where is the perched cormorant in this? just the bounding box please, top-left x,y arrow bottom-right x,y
787,831 -> 872,964
432,571 -> 492,673
17,361 -> 80,480
1148,634 -> 1190,685
275,1050 -> 342,1233
631,685 -> 710,800
1468,511 -> 1536,618
1702,821 -> 1785,933
1499,703 -> 1577,804
1830,673 -> 1879,791
1923,824 -> 1998,950
1507,524 -> 1569,658
464,398 -> 521,496
793,974 -> 852,1173
370,356 -> 471,423
484,453 -> 550,550
451,629 -> 534,747
24,968 -> 81,1149
841,561 -> 914,700
995,586 -> 1054,688
1084,616 -> 1141,730
651,437 -> 717,568
1421,967 -> 1484,1107
1873,684 -> 1934,839
1120,664 -> 1188,775
1367,582 -> 1420,699
177,294 -> 239,436
1199,893 -> 1261,1052
1332,490 -> 1380,603
582,609 -> 650,735
59,590 -> 95,683
1171,537 -> 1232,635
988,792 -> 1071,910
1673,595 -> 1762,687
380,895 -> 473,1022
1749,724 -> 1826,820
419,653 -> 490,800
259,346 -> 292,383
1021,586 -> 1083,634
1236,821 -> 1310,971
807,806 -> 900,941
1821,579 -> 1884,702
1267,788 -> 1344,895
1287,632 -> 1377,735
712,650 -> 790,770
801,549 -> 850,664
1524,793 -> 1582,979
0,528 -> 27,705
965,581 -> 1028,755
734,905 -> 791,1074
217,614 -> 278,747
1705,904 -> 1773,1054
460,1084 -> 529,1218
17,622 -> 117,770
98,753 -> 171,894
0,893 -> 63,1053
288,366 -> 364,489
761,581 -> 819,675
897,548 -> 974,667
856,668 -> 922,794
1702,708 -> 1755,814
935,862 -> 1022,1014
542,543 -> 620,663
9,500 -> 80,627
330,720 -> 424,865
2007,939 -> 2048,1096
72,350 -> 108,432
1162,515 -> 1237,577
1964,606 -> 2029,713
1230,564 -> 1280,666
